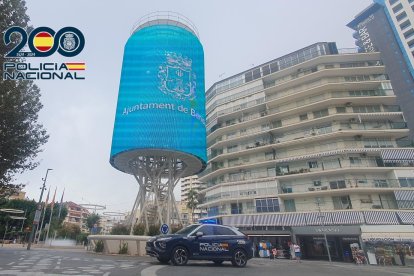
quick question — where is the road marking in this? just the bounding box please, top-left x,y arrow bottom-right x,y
141,265 -> 167,276
7,262 -> 15,265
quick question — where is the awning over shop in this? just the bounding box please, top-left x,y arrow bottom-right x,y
396,212 -> 414,224
280,213 -> 306,226
305,212 -> 333,225
380,149 -> 414,163
331,211 -> 364,225
363,211 -> 399,225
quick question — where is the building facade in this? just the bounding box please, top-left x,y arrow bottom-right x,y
348,0 -> 414,139
64,201 -> 90,233
199,42 -> 414,261
180,175 -> 206,224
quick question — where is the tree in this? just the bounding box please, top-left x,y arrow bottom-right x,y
110,224 -> 129,235
57,223 -> 80,240
0,198 -> 37,241
186,189 -> 199,223
0,0 -> 49,197
86,213 -> 100,232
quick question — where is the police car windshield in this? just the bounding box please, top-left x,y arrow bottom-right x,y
175,224 -> 200,235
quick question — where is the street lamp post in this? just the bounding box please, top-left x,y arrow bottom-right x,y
316,199 -> 332,263
27,168 -> 52,250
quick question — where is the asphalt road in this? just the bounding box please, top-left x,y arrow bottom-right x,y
0,247 -> 413,276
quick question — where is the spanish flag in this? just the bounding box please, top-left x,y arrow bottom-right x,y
33,32 -> 54,52
65,63 -> 86,70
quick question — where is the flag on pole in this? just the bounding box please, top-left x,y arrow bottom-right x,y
50,187 -> 57,209
57,188 -> 65,220
46,187 -> 57,244
36,186 -> 51,243
44,187 -> 51,207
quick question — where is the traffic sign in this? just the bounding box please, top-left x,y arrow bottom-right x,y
160,224 -> 169,235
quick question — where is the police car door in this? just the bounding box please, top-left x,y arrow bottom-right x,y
190,225 -> 215,259
212,226 -> 235,258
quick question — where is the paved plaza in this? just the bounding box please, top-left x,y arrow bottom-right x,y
0,247 -> 413,276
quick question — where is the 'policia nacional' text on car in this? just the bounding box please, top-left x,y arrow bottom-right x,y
146,224 -> 253,267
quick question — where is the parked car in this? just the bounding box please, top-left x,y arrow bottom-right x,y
146,224 -> 253,267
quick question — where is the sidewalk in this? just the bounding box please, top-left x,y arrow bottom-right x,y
251,257 -> 414,275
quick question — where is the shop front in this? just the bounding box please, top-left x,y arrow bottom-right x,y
360,225 -> 414,266
292,226 -> 361,262
242,229 -> 292,258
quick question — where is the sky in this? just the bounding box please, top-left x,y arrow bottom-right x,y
14,0 -> 373,214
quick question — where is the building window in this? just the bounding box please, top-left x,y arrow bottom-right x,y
313,180 -> 322,186
227,145 -> 238,153
408,39 -> 414,48
282,185 -> 293,193
207,206 -> 219,217
392,3 -> 403,13
284,199 -> 296,212
272,120 -> 282,128
400,20 -> 411,30
332,195 -> 352,210
336,106 -> 346,113
267,167 -> 276,177
404,28 -> 414,39
308,161 -> 318,168
231,203 -> 243,214
374,179 -> 389,187
276,165 -> 289,175
398,177 -> 414,187
256,198 -> 280,213
313,108 -> 329,118
396,11 -> 407,21
349,156 -> 362,164
389,0 -> 398,4
299,113 -> 308,121
352,105 -> 381,113
329,180 -> 346,189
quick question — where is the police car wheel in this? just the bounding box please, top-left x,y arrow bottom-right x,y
157,257 -> 170,264
171,246 -> 189,266
231,248 -> 247,267
213,260 -> 224,265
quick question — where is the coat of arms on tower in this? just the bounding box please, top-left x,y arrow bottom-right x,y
158,52 -> 196,101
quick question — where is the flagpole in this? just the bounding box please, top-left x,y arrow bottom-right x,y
36,186 -> 50,243
53,188 -> 65,243
46,187 -> 57,246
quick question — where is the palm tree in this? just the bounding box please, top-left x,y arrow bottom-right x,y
186,189 -> 198,223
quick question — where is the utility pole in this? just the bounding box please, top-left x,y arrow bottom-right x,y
27,168 -> 52,250
316,199 -> 332,263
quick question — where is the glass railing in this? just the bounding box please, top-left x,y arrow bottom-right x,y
279,179 -> 401,194
276,157 -> 414,177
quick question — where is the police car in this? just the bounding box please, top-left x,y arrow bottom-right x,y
145,224 -> 253,267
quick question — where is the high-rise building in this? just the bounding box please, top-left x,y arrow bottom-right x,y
180,175 -> 206,224
348,0 -> 414,139
199,42 -> 414,261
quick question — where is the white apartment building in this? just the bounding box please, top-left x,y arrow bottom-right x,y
180,175 -> 206,224
198,42 -> 414,261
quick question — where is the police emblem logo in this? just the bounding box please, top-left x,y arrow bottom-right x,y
63,33 -> 76,51
158,52 -> 196,101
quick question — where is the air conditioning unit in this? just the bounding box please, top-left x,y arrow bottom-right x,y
360,153 -> 367,157
354,134 -> 362,140
345,102 -> 353,107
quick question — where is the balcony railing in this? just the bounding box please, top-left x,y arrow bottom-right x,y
276,157 -> 414,177
279,179 -> 401,194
